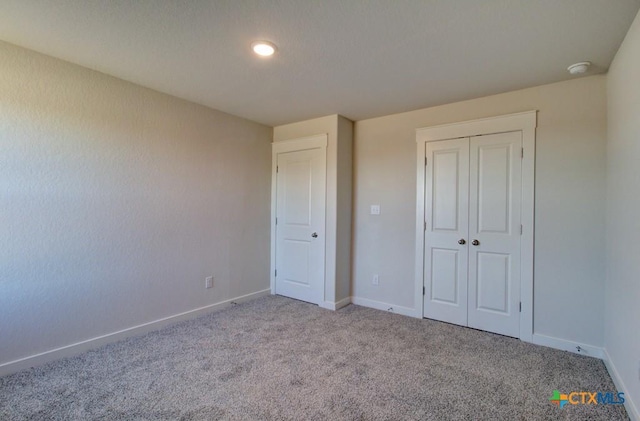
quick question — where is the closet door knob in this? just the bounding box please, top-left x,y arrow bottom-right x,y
472,239 -> 480,246
311,232 -> 318,238
458,239 -> 466,245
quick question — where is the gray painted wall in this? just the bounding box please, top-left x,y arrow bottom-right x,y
352,76 -> 607,347
0,41 -> 272,366
605,10 -> 640,415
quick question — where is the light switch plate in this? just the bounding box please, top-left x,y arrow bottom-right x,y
370,205 -> 380,215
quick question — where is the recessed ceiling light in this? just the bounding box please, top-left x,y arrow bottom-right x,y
567,61 -> 591,75
251,41 -> 277,57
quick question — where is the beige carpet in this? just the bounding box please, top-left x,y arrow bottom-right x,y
0,296 -> 629,420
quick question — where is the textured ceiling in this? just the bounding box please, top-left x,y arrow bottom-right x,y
1,0 -> 639,126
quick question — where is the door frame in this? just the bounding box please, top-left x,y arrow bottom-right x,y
414,111 -> 537,342
271,134 -> 328,301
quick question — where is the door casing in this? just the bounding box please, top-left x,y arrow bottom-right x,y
415,111 -> 536,342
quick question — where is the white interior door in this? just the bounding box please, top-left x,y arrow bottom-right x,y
275,148 -> 326,305
467,132 -> 522,337
423,131 -> 522,338
423,138 -> 469,326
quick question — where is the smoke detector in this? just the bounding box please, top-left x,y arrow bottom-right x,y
567,62 -> 591,75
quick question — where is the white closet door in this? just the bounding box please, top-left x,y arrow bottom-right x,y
468,132 -> 522,337
275,148 -> 326,305
423,138 -> 469,326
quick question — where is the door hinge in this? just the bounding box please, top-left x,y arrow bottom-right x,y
520,224 -> 523,235
519,302 -> 522,312
276,166 -> 279,173
424,221 -> 427,231
275,269 -> 277,277
425,157 -> 427,166
276,217 -> 278,225
521,148 -> 524,159
423,286 -> 426,295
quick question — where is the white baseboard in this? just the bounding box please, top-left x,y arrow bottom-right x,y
351,296 -> 418,317
0,288 -> 271,377
319,297 -> 352,311
531,333 -> 604,359
318,301 -> 334,310
603,349 -> 640,421
334,296 -> 352,310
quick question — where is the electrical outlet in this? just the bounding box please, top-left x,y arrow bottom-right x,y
370,205 -> 381,215
372,274 -> 379,286
205,276 -> 213,289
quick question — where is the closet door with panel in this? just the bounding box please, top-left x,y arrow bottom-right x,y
423,131 -> 522,338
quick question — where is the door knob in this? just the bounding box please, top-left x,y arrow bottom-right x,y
458,239 -> 466,245
311,232 -> 318,238
472,239 -> 480,246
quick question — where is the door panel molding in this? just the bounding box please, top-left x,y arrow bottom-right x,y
430,248 -> 460,304
415,111 -> 536,342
